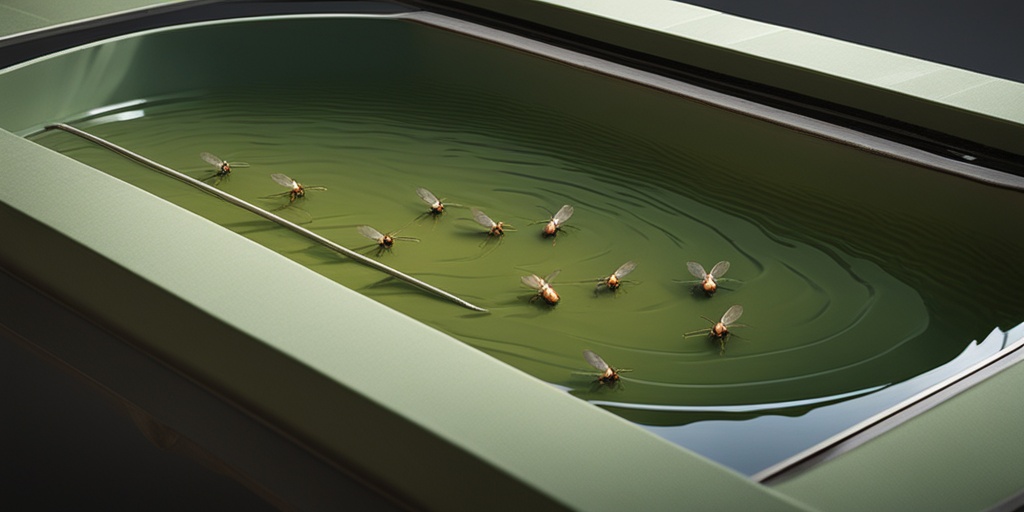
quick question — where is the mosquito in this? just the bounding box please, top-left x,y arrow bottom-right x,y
582,349 -> 631,385
594,260 -> 637,294
266,173 -> 327,203
416,187 -> 460,216
357,225 -> 419,256
522,270 -> 561,305
471,208 -> 514,237
687,260 -> 731,296
199,152 -> 248,185
538,204 -> 573,240
684,304 -> 745,354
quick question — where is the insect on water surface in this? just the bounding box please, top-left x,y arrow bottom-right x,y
582,349 -> 630,385
684,304 -> 745,354
595,260 -> 637,293
522,270 -> 561,305
199,152 -> 248,185
416,187 -> 451,216
539,204 -> 573,239
267,173 -> 327,203
357,225 -> 419,256
686,260 -> 730,296
471,208 -> 513,237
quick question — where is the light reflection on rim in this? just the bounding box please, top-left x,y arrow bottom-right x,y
588,385 -> 886,414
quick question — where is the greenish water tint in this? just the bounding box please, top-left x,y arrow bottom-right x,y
24,19 -> 1024,473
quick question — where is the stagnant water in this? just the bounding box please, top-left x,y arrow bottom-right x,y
29,81 -> 1024,474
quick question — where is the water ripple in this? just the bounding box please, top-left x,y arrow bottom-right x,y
32,81 -> 1010,415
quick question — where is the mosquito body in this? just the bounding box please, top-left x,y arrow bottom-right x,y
471,208 -> 513,237
267,173 -> 326,203
595,260 -> 637,293
684,304 -> 745,354
199,152 -> 248,185
687,260 -> 730,296
522,270 -> 561,305
357,225 -> 419,256
582,349 -> 630,385
540,204 -> 573,239
416,187 -> 448,215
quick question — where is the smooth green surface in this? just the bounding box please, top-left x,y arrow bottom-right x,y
775,359 -> 1024,511
0,125 -> 812,510
0,0 -> 187,37
0,6 -> 46,36
458,0 -> 1024,156
7,14 -> 1024,477
0,129 -> 561,510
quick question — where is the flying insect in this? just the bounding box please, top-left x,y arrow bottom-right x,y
594,260 -> 637,294
357,225 -> 419,256
266,173 -> 327,203
538,204 -> 573,240
471,208 -> 514,237
416,187 -> 448,216
199,152 -> 248,185
582,349 -> 631,385
522,270 -> 561,305
687,260 -> 731,296
684,304 -> 745,354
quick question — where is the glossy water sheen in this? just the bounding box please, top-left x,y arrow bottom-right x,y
28,41 -> 1024,473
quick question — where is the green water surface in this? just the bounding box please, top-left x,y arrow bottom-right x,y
24,18 -> 1024,473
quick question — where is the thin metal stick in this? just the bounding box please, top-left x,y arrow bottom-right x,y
44,123 -> 487,313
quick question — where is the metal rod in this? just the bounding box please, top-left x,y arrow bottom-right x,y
44,123 -> 488,313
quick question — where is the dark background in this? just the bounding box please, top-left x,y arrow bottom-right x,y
0,335 -> 278,511
681,0 -> 1024,83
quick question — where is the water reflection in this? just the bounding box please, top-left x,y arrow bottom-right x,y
623,323 -> 1018,475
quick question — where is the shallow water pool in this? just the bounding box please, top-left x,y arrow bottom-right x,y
23,16 -> 1024,474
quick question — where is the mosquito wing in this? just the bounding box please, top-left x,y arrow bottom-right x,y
721,304 -> 743,325
582,350 -> 610,372
552,204 -> 574,224
200,152 -> 224,168
416,187 -> 439,205
613,260 -> 637,279
544,269 -> 561,284
687,261 -> 708,279
357,225 -> 384,241
710,260 -> 731,279
271,173 -> 296,188
521,274 -> 545,290
471,208 -> 495,227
